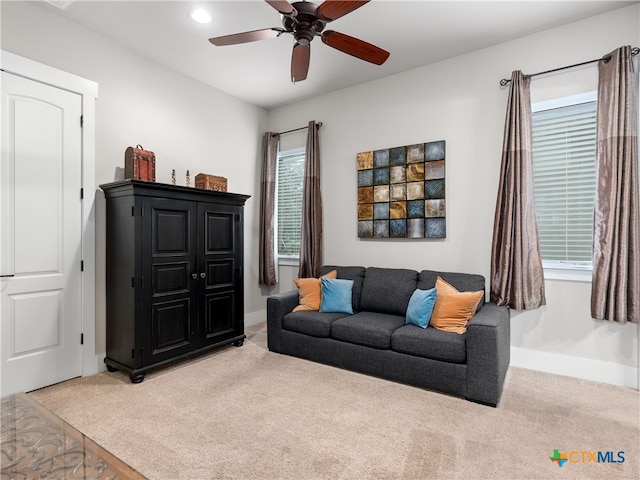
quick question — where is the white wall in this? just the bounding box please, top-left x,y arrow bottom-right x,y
1,2 -> 269,369
267,4 -> 640,387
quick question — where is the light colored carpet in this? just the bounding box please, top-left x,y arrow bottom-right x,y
30,323 -> 639,480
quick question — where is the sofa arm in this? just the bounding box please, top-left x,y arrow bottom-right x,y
464,302 -> 510,406
267,290 -> 299,353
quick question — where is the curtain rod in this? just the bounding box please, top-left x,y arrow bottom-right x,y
499,47 -> 639,86
272,122 -> 323,136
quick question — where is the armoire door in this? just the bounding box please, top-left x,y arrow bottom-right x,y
198,202 -> 243,345
0,71 -> 83,395
141,197 -> 198,365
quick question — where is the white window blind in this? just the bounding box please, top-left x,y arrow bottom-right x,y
532,95 -> 597,268
277,148 -> 305,257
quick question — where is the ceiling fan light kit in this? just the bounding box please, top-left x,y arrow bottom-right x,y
209,0 -> 390,83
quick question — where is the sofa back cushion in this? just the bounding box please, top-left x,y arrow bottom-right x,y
359,267 -> 418,316
320,265 -> 366,311
418,270 -> 486,309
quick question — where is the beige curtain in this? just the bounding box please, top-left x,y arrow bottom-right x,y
259,132 -> 279,285
298,121 -> 322,278
490,70 -> 546,310
591,46 -> 640,323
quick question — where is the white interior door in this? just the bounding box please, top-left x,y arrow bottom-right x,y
1,70 -> 83,395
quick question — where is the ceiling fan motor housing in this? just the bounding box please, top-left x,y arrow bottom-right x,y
284,1 -> 326,45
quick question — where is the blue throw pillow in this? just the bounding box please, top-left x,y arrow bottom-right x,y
406,288 -> 437,328
320,278 -> 354,314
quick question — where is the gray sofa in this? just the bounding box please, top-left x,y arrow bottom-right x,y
267,265 -> 510,406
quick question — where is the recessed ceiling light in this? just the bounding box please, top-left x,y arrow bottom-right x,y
190,8 -> 212,24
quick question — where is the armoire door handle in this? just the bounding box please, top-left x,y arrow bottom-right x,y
200,272 -> 206,279
191,273 -> 198,280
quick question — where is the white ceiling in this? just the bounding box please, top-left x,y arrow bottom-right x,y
36,0 -> 635,109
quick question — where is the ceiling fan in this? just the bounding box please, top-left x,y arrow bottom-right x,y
209,0 -> 390,83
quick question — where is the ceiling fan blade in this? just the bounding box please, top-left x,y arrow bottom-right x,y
291,43 -> 311,83
317,0 -> 369,21
265,0 -> 297,15
209,28 -> 283,46
321,30 -> 389,65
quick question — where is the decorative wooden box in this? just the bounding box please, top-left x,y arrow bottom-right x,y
124,145 -> 156,182
195,173 -> 227,192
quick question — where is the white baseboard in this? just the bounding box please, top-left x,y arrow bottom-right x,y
89,354 -> 105,374
87,324 -> 636,390
511,347 -> 638,390
245,309 -> 266,327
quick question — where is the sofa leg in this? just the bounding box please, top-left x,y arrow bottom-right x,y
465,397 -> 497,408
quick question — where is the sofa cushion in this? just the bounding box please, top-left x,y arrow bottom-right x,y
418,270 -> 486,309
391,324 -> 467,363
320,265 -> 366,311
359,267 -> 418,316
283,311 -> 351,338
292,270 -> 337,312
331,312 -> 406,349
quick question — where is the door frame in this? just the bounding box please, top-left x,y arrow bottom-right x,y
0,50 -> 99,378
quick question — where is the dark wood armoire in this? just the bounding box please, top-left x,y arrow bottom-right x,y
100,180 -> 250,383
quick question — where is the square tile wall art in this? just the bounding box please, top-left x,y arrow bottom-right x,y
357,140 -> 446,239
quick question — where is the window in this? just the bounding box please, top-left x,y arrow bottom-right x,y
276,147 -> 305,259
531,92 -> 597,273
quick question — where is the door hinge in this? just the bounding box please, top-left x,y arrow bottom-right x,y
81,333 -> 84,345
80,260 -> 84,272
131,348 -> 135,359
80,188 -> 84,200
131,277 -> 135,287
80,115 -> 84,127
131,206 -> 135,216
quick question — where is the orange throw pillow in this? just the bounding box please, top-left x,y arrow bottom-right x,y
292,270 -> 338,312
430,277 -> 483,334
